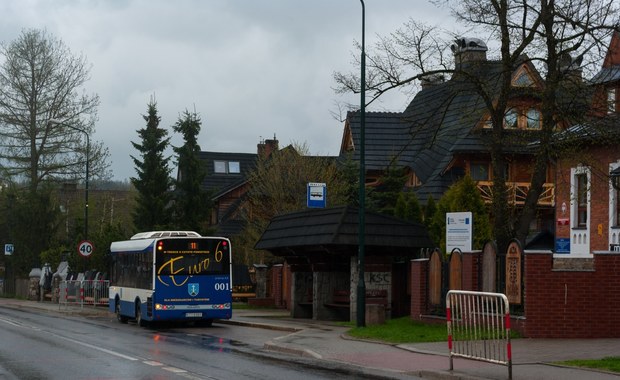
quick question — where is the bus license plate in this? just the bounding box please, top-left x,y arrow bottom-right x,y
186,312 -> 202,318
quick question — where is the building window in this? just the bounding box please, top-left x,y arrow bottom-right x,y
576,173 -> 588,228
469,162 -> 509,181
512,66 -> 536,87
501,107 -> 542,130
214,161 -> 227,173
228,161 -> 240,173
504,109 -> 519,129
470,163 -> 490,181
614,188 -> 620,228
214,160 -> 240,174
526,108 -> 541,129
612,165 -> 620,228
608,88 -> 616,114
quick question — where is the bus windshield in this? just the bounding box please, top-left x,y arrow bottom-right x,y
155,238 -> 229,276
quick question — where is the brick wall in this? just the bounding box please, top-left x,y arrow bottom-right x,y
410,259 -> 429,320
524,252 -> 620,338
410,248 -> 620,337
555,146 -> 619,251
271,265 -> 284,308
462,252 -> 480,291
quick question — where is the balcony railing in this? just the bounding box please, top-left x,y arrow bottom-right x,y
477,181 -> 555,207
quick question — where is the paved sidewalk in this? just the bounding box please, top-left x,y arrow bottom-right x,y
2,299 -> 619,379
224,309 -> 620,380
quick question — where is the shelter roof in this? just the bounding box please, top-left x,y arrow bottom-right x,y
254,206 -> 434,259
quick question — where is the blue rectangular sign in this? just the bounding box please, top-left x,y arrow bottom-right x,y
555,238 -> 570,254
307,182 -> 326,208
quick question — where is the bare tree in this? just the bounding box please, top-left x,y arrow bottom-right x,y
239,142 -> 350,265
0,28 -> 109,192
334,0 -> 618,250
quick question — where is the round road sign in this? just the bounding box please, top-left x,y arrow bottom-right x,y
78,240 -> 94,257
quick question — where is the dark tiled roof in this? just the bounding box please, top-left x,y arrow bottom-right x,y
591,66 -> 620,84
344,111 -> 414,171
342,58 -> 557,201
254,206 -> 434,257
214,219 -> 246,238
198,151 -> 257,199
552,116 -> 620,145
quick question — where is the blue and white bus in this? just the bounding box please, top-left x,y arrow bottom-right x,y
109,231 -> 232,327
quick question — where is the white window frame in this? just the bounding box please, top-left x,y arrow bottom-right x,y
214,160 -> 227,173
228,161 -> 240,173
608,88 -> 616,114
609,162 -> 620,252
569,166 -> 591,256
214,160 -> 241,174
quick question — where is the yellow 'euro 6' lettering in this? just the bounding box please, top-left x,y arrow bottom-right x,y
189,258 -> 210,274
157,256 -> 189,287
215,242 -> 223,262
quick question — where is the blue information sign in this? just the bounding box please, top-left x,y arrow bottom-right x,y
307,182 -> 326,208
555,238 -> 570,254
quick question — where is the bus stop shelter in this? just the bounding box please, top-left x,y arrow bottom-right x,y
255,206 -> 434,321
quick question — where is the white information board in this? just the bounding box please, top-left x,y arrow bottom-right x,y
446,212 -> 473,253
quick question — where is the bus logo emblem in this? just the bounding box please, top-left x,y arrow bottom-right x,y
188,283 -> 199,297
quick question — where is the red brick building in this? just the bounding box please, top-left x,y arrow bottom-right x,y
553,30 -> 620,255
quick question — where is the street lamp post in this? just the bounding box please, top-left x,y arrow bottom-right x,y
49,119 -> 89,241
356,0 -> 366,328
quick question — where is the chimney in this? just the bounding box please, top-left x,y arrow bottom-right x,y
559,53 -> 583,82
257,134 -> 279,158
420,73 -> 445,89
451,37 -> 488,70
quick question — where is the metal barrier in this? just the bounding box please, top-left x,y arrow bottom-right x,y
59,280 -> 110,308
446,290 -> 512,379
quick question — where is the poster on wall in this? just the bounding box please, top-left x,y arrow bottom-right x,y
446,212 -> 473,253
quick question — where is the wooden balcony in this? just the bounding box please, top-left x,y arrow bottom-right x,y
477,181 -> 555,207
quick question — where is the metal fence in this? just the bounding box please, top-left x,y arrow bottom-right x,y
59,280 -> 110,308
446,290 -> 512,379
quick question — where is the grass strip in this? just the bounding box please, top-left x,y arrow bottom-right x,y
558,357 -> 620,373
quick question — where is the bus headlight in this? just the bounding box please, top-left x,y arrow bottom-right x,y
155,304 -> 175,310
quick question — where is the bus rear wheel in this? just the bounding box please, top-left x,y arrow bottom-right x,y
116,300 -> 128,324
135,302 -> 147,327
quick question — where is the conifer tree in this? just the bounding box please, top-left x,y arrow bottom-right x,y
394,193 -> 408,219
130,99 -> 172,231
404,192 -> 422,223
429,176 -> 492,253
172,110 -> 211,232
367,162 -> 407,216
424,195 -> 436,228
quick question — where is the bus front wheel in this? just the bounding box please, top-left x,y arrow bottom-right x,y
116,300 -> 128,324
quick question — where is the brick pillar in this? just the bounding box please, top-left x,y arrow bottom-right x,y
410,258 -> 429,321
271,264 -> 283,308
462,252 -> 481,291
254,264 -> 268,298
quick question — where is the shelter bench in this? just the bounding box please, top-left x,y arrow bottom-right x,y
324,289 -> 388,309
232,292 -> 257,301
298,288 -> 313,307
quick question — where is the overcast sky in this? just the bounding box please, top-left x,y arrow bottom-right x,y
0,0 -> 452,181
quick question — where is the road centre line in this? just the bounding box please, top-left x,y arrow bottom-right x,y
53,334 -> 139,361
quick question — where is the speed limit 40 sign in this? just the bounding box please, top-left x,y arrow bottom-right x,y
78,240 -> 94,257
